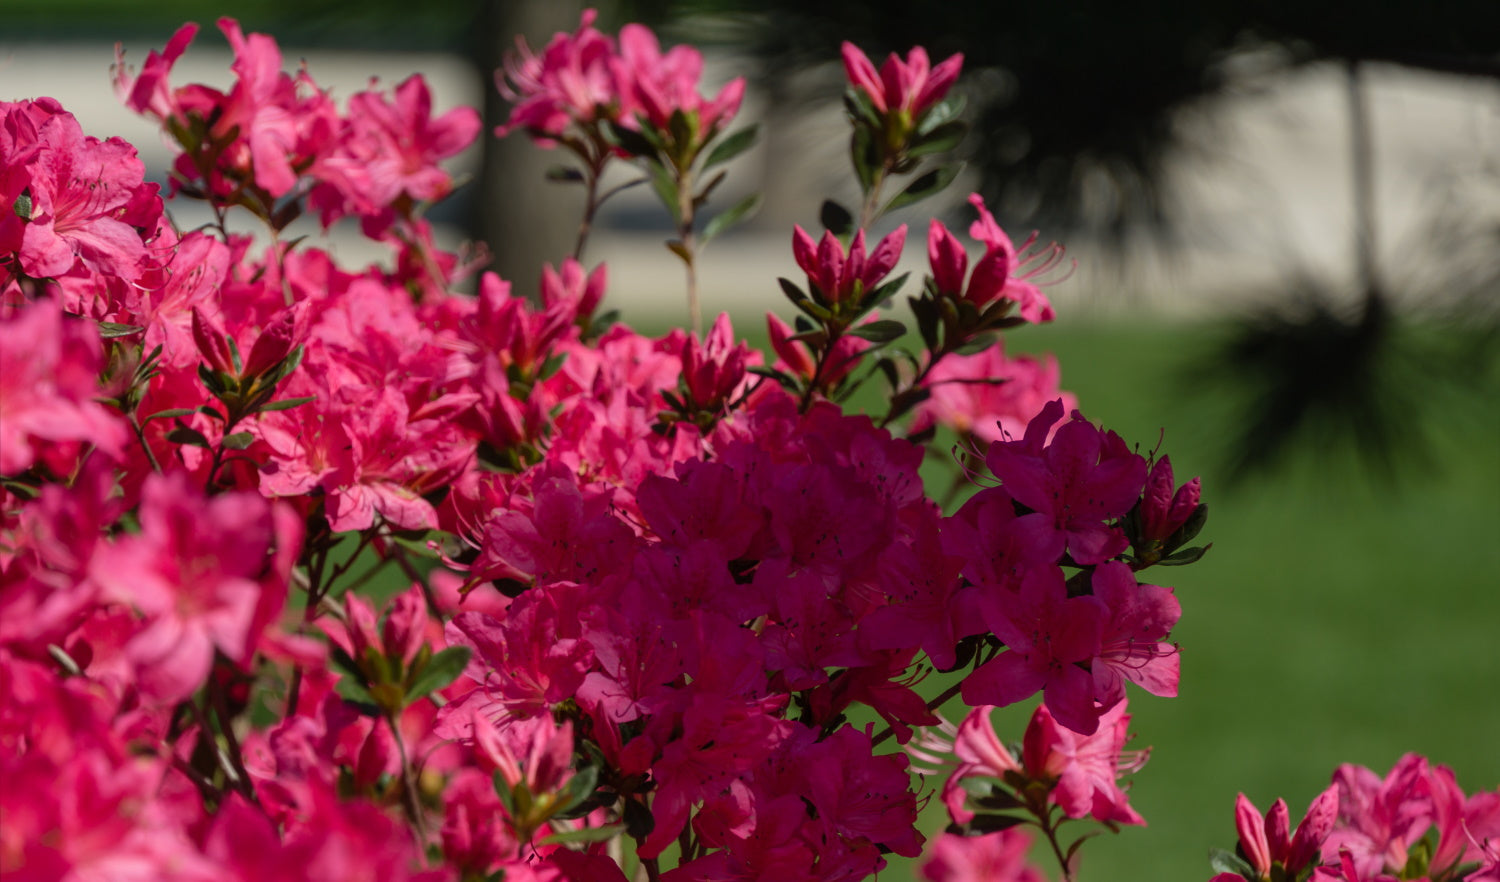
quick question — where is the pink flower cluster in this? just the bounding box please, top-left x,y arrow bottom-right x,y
498,9 -> 744,151
0,37 -> 1174,872
1211,754 -> 1500,882
113,18 -> 479,231
9,12 -> 1484,882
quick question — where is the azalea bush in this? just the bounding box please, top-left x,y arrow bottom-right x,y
2,12 -> 1495,882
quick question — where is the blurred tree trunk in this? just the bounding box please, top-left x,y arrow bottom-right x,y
469,0 -> 587,297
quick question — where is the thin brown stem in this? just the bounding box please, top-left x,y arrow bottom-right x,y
672,162 -> 702,335
389,715 -> 430,847
209,677 -> 256,802
573,157 -> 606,262
870,677 -> 965,748
128,413 -> 163,474
1037,808 -> 1078,882
858,162 -> 892,231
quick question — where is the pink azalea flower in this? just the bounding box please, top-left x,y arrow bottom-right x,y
767,311 -> 871,391
679,312 -> 753,412
1139,454 -> 1202,542
927,194 -> 1064,323
639,697 -> 793,859
475,715 -> 575,798
614,24 -> 745,144
497,9 -> 621,141
0,299 -> 127,475
1091,561 -> 1181,705
795,726 -> 924,858
1428,762 -> 1500,878
1022,700 -> 1148,826
1322,753 -> 1436,879
914,706 -> 1023,824
440,593 -> 594,727
910,342 -> 1077,445
441,768 -> 522,874
90,472 -> 297,704
113,22 -> 199,121
792,224 -> 907,310
539,258 -> 607,326
1233,786 -> 1340,880
985,398 -> 1148,566
841,42 -> 963,121
920,829 -> 1045,882
313,74 -> 479,222
16,109 -> 156,282
962,564 -> 1107,735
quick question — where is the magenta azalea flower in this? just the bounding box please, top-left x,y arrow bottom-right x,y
841,42 -> 963,121
963,563 -> 1107,734
792,223 -> 906,309
986,399 -> 1147,565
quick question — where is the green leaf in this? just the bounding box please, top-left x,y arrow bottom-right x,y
869,272 -> 911,306
586,308 -> 620,339
166,424 -> 211,449
404,646 -> 471,701
197,363 -> 229,396
957,776 -> 1006,798
221,432 -> 254,450
693,170 -> 729,207
748,365 -> 791,381
967,813 -> 1027,834
659,388 -> 687,414
778,278 -> 808,306
701,193 -> 761,245
1209,847 -> 1254,878
545,165 -> 585,183
540,823 -> 623,846
907,120 -> 967,159
650,164 -> 681,225
334,677 -> 380,714
664,239 -> 693,264
538,352 -> 568,381
910,295 -> 940,353
971,788 -> 1024,811
13,192 -> 33,221
882,162 -> 964,215
603,120 -> 657,158
623,797 -> 655,840
954,333 -> 998,355
97,322 -> 145,339
259,395 -> 316,412
916,94 -> 966,135
885,386 -> 931,423
1159,544 -> 1211,566
703,123 -> 759,169
493,771 -> 518,816
842,88 -> 882,130
556,764 -> 600,815
850,126 -> 880,194
144,407 -> 197,422
667,109 -> 695,153
329,645 -> 367,683
846,320 -> 907,343
820,199 -> 855,238
1169,503 -> 1209,548
226,336 -> 244,375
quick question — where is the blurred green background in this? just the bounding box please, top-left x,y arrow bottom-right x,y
6,1 -> 1497,879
